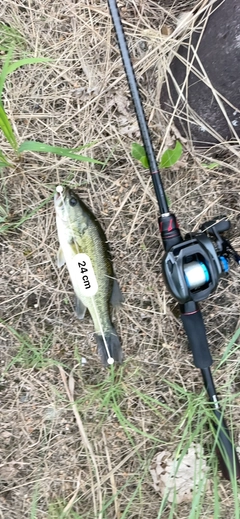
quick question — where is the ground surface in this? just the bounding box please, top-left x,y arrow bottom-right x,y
0,1 -> 240,518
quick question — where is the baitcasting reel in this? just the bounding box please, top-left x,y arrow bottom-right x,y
161,216 -> 240,304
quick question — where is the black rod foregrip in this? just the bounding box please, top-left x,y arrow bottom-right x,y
201,367 -> 240,480
180,304 -> 212,369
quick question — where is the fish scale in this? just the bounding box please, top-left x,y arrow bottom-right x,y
74,229 -> 113,332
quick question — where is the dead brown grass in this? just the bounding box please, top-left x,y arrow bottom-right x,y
0,1 -> 240,518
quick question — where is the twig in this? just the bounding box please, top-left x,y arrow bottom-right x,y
59,366 -> 103,519
103,429 -> 121,519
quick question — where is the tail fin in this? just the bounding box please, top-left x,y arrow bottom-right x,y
95,326 -> 123,366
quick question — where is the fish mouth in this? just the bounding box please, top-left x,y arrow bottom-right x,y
54,186 -> 66,208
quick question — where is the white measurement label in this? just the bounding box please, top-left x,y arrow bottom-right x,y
212,394 -> 219,410
73,253 -> 98,297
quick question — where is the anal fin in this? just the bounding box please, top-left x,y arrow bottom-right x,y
75,296 -> 87,320
110,278 -> 124,306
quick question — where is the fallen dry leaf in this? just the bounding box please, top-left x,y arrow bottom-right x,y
150,443 -> 209,504
161,25 -> 172,36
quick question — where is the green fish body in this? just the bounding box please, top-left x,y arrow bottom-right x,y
54,186 -> 123,366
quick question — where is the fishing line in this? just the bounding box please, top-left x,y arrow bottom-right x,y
56,185 -> 114,365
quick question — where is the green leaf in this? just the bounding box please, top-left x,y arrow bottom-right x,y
7,57 -> 50,75
18,141 -> 104,165
0,103 -> 17,150
131,142 -> 149,168
160,141 -> 182,168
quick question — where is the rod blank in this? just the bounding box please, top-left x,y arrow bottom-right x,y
108,0 -> 169,215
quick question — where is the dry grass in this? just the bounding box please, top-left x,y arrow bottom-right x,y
0,1 -> 240,518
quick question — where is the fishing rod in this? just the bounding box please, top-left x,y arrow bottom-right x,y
107,0 -> 240,480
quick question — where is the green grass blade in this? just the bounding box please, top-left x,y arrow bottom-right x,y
202,162 -> 219,170
0,50 -> 49,97
0,103 -> 17,149
7,57 -> 50,75
217,326 -> 240,368
0,48 -> 13,98
0,23 -> 25,52
0,52 -> 49,151
0,204 -> 8,220
0,192 -> 53,235
18,141 -> 104,164
0,150 -> 13,166
30,484 -> 39,519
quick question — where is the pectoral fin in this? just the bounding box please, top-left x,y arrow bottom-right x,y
110,278 -> 124,306
57,247 -> 66,268
75,296 -> 87,320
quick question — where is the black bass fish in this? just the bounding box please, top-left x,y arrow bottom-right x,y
54,185 -> 123,366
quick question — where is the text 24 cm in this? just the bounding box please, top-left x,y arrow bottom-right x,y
78,260 -> 91,289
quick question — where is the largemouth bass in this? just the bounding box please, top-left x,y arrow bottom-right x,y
54,185 -> 123,366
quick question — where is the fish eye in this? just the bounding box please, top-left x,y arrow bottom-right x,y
69,197 -> 78,207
